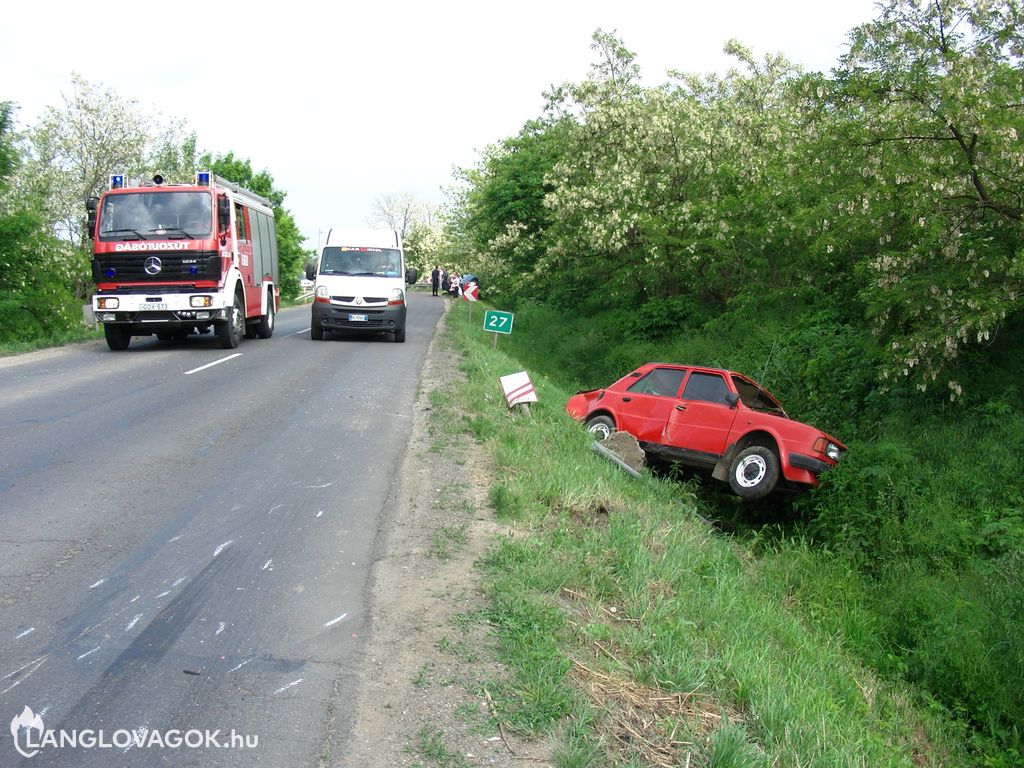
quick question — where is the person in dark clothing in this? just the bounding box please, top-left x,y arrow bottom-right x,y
439,269 -> 448,296
431,266 -> 440,296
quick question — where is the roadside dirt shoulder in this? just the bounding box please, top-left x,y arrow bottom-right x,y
332,303 -> 554,768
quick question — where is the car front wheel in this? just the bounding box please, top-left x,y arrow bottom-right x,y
585,415 -> 615,441
728,446 -> 780,499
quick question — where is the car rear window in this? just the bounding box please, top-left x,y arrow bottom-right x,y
627,368 -> 686,397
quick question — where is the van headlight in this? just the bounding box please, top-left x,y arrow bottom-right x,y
387,288 -> 405,307
316,285 -> 329,299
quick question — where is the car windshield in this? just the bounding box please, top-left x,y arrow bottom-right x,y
319,247 -> 401,277
99,191 -> 213,240
732,375 -> 788,417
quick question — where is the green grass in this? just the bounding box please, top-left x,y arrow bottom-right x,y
435,305 -> 969,767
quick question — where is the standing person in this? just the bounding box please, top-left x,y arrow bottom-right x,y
430,265 -> 440,296
440,268 -> 448,297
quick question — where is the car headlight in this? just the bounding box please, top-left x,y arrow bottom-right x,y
826,443 -> 841,461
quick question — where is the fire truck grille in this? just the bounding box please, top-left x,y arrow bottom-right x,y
92,250 -> 221,282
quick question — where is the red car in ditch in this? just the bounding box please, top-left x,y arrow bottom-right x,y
566,363 -> 846,499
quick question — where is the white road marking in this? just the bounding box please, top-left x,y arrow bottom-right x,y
274,678 -> 303,694
302,483 -> 334,489
15,627 -> 35,639
216,622 -> 226,636
184,353 -> 242,376
213,540 -> 234,557
77,646 -> 101,661
290,328 -> 311,336
89,579 -> 106,589
125,614 -> 144,632
227,658 -> 254,673
323,613 -> 348,628
262,559 -> 273,571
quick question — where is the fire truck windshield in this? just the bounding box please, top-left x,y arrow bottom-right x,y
320,247 -> 402,277
99,191 -> 213,240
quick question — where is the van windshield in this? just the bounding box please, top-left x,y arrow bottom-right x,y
320,246 -> 401,277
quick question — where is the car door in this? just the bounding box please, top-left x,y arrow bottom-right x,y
613,366 -> 688,443
661,370 -> 739,459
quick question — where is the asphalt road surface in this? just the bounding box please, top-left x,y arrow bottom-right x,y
0,292 -> 445,766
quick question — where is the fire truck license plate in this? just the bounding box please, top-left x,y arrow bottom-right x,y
348,313 -> 368,322
143,303 -> 168,311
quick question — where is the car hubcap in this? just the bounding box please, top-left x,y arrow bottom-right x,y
735,455 -> 767,488
588,423 -> 610,440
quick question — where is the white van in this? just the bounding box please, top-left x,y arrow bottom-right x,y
307,228 -> 418,342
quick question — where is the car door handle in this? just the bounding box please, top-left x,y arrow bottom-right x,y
622,397 -> 632,402
675,405 -> 686,411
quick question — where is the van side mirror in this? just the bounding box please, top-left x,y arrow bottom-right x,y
305,263 -> 316,281
405,268 -> 418,285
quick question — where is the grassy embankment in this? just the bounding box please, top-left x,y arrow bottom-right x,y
432,301 -> 987,767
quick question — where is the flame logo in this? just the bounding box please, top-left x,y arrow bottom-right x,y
10,706 -> 44,758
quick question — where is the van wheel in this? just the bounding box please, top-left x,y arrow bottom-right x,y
311,321 -> 323,340
104,324 -> 131,351
728,446 -> 780,499
394,327 -> 406,343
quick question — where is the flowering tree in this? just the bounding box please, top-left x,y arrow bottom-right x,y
828,0 -> 1024,395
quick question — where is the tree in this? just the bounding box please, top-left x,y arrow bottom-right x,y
0,102 -> 80,342
829,0 -> 1024,395
368,191 -> 419,240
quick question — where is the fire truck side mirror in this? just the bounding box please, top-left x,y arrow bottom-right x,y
86,197 -> 98,235
217,195 -> 231,238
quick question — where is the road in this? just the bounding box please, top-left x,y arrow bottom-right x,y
0,292 -> 445,766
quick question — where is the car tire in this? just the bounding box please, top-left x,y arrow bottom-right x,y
728,446 -> 780,499
104,324 -> 131,351
585,415 -> 615,441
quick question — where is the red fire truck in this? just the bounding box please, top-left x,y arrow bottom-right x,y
87,172 -> 279,351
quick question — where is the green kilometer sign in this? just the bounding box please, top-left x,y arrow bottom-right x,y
483,309 -> 514,335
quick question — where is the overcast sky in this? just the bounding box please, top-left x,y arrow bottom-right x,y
3,0 -> 877,251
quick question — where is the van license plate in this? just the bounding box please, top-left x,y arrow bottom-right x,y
348,313 -> 368,322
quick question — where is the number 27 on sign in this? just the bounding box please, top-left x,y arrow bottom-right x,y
483,310 -> 514,347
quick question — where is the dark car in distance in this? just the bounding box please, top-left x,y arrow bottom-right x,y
566,363 -> 846,499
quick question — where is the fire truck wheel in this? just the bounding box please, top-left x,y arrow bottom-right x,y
394,326 -> 406,343
257,301 -> 275,339
218,293 -> 244,349
104,324 -> 131,351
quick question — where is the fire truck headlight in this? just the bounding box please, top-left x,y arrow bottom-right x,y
100,313 -> 117,322
97,297 -> 119,310
195,311 -> 212,319
190,296 -> 212,308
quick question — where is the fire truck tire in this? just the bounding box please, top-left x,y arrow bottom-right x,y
257,301 -> 275,339
394,326 -> 406,343
218,293 -> 244,349
104,324 -> 131,351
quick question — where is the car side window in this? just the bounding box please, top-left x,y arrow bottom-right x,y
682,372 -> 731,404
627,368 -> 686,397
